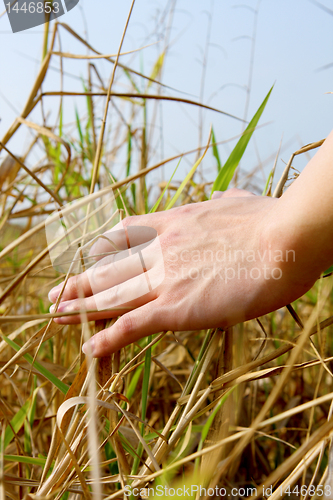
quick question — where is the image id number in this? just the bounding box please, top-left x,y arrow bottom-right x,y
6,2 -> 60,14
280,485 -> 332,496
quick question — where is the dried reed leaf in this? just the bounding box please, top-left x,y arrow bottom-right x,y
273,139 -> 325,198
267,443 -> 323,500
51,41 -> 157,60
251,421 -> 333,500
0,156 -> 21,191
41,359 -> 88,484
0,25 -> 57,152
39,91 -> 245,122
0,322 -> 63,375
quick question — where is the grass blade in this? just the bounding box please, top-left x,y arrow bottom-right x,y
211,85 -> 273,196
211,126 -> 222,172
4,455 -> 46,467
150,158 -> 182,213
166,127 -> 212,210
0,334 -> 68,395
131,335 -> 153,474
194,387 -> 236,472
324,265 -> 333,275
147,52 -> 165,91
4,399 -> 31,450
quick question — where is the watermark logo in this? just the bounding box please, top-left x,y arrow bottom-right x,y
45,191 -> 165,312
3,0 -> 81,33
166,246 -> 294,283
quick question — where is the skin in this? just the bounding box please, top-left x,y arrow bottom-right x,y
49,130 -> 333,357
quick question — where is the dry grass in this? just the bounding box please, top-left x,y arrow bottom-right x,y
1,8 -> 333,500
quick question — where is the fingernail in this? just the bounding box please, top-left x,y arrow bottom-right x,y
49,303 -> 65,323
89,242 -> 101,261
89,242 -> 97,255
82,338 -> 95,357
48,283 -> 63,302
49,301 -> 68,316
211,191 -> 223,200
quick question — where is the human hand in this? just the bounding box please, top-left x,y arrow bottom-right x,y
48,188 -> 316,357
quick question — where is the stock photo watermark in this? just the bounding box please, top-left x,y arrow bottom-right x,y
3,0 -> 81,33
124,484 -> 333,498
167,246 -> 295,283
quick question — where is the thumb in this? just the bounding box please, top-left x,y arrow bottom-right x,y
82,299 -> 164,357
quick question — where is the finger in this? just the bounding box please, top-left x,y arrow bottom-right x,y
89,213 -> 167,260
48,253 -> 141,303
211,188 -> 256,199
82,299 -> 165,357
49,239 -> 159,303
89,225 -> 158,262
50,268 -> 162,323
48,272 -> 93,303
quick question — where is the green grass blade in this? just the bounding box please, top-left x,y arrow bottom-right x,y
4,454 -> 46,466
131,335 -> 152,475
0,334 -> 69,395
126,126 -> 132,177
28,376 -> 38,426
211,86 -> 273,196
182,330 -> 213,397
83,80 -> 94,162
54,104 -> 63,183
147,52 -> 165,91
150,158 -> 182,213
200,388 -> 236,444
324,265 -> 333,275
126,364 -> 144,401
126,339 -> 161,401
194,387 -> 236,472
166,128 -> 212,210
4,399 -> 31,450
118,432 -> 138,459
24,378 -> 38,453
59,103 -> 63,138
126,127 -> 136,207
211,127 -> 222,172
84,80 -> 94,134
75,107 -> 84,158
262,169 -> 273,196
141,336 -> 152,425
123,68 -> 141,94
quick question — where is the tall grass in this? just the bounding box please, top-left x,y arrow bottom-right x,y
0,6 -> 333,500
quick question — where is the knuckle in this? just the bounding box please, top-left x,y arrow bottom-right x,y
66,276 -> 78,297
158,292 -> 173,307
178,204 -> 192,214
116,314 -> 134,335
226,187 -> 240,195
161,229 -> 180,247
158,233 -> 169,252
72,300 -> 82,312
97,330 -> 111,352
121,215 -> 136,228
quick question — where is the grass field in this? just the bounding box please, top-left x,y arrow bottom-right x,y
1,6 -> 333,500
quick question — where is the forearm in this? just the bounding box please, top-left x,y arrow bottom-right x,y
274,129 -> 333,278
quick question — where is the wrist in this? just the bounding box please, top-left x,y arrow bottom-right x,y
263,198 -> 320,298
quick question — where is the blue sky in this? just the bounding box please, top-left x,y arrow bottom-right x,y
0,0 -> 333,192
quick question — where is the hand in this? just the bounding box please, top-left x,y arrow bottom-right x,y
48,188 -> 316,357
